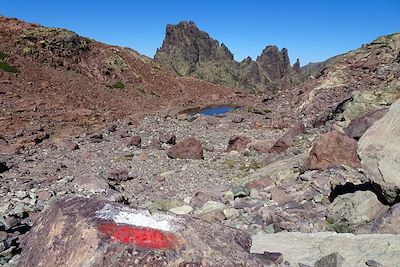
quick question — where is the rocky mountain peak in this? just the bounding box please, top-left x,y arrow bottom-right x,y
256,45 -> 291,82
155,21 -> 296,91
155,21 -> 234,76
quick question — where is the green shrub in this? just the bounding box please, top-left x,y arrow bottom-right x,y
136,85 -> 146,93
239,160 -> 261,171
150,91 -> 160,98
222,159 -> 236,168
326,219 -> 351,233
109,81 -> 125,89
0,51 -> 7,60
0,61 -> 18,73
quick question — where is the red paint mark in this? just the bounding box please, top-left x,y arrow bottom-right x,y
98,222 -> 178,250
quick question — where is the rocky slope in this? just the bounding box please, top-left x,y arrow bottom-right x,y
1,16 -> 400,267
0,17 -> 248,139
154,21 -> 299,91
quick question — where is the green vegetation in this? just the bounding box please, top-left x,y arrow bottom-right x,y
109,81 -> 125,89
114,153 -> 135,161
0,62 -> 18,73
0,51 -> 7,60
326,219 -> 351,233
222,159 -> 236,168
23,46 -> 36,55
136,85 -> 146,94
106,53 -> 129,70
149,91 -> 161,98
0,51 -> 18,73
239,160 -> 261,171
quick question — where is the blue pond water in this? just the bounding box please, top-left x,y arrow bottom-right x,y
195,106 -> 239,116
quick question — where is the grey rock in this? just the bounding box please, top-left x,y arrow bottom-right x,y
358,99 -> 400,203
327,191 -> 388,230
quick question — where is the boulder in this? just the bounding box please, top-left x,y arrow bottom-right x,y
326,191 -> 388,230
0,158 -> 9,173
251,231 -> 400,266
270,122 -> 305,153
72,174 -> 109,193
226,135 -> 252,152
242,153 -> 308,184
159,133 -> 176,145
107,168 -> 130,183
355,203 -> 400,234
19,197 -> 271,266
343,91 -> 398,121
344,108 -> 388,139
358,99 -> 400,203
167,137 -> 203,159
306,131 -> 361,170
314,252 -> 346,267
127,135 -> 141,147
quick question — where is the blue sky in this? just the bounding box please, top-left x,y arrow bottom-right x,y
1,0 -> 399,65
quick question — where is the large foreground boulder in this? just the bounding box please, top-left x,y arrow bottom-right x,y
19,197 -> 273,266
306,131 -> 361,170
167,137 -> 203,159
251,232 -> 400,266
358,99 -> 400,204
326,191 -> 388,231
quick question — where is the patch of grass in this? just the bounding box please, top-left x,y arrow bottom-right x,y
136,85 -> 146,94
0,51 -> 7,60
23,46 -> 36,55
263,109 -> 272,113
325,219 -> 351,233
108,81 -> 125,89
239,160 -> 261,171
149,91 -> 161,98
114,153 -> 135,161
222,159 -> 236,168
0,61 -> 18,73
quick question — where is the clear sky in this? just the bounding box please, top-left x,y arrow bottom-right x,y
1,0 -> 399,65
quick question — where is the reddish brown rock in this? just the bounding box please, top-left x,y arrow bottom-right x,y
159,133 -> 176,145
88,132 -> 103,143
249,140 -> 274,154
19,197 -> 272,266
269,187 -> 291,206
306,131 -> 361,170
344,108 -> 388,140
245,177 -> 274,190
107,168 -> 130,182
167,137 -> 203,159
227,135 -> 252,152
126,135 -> 141,147
270,122 -> 305,153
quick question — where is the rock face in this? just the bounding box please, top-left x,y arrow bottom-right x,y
306,131 -> 361,170
251,232 -> 400,266
356,203 -> 400,234
19,197 -> 272,266
167,137 -> 204,159
344,108 -> 388,139
358,99 -> 400,204
326,191 -> 388,230
155,21 -> 296,91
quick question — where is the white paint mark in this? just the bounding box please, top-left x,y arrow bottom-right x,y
96,204 -> 183,232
